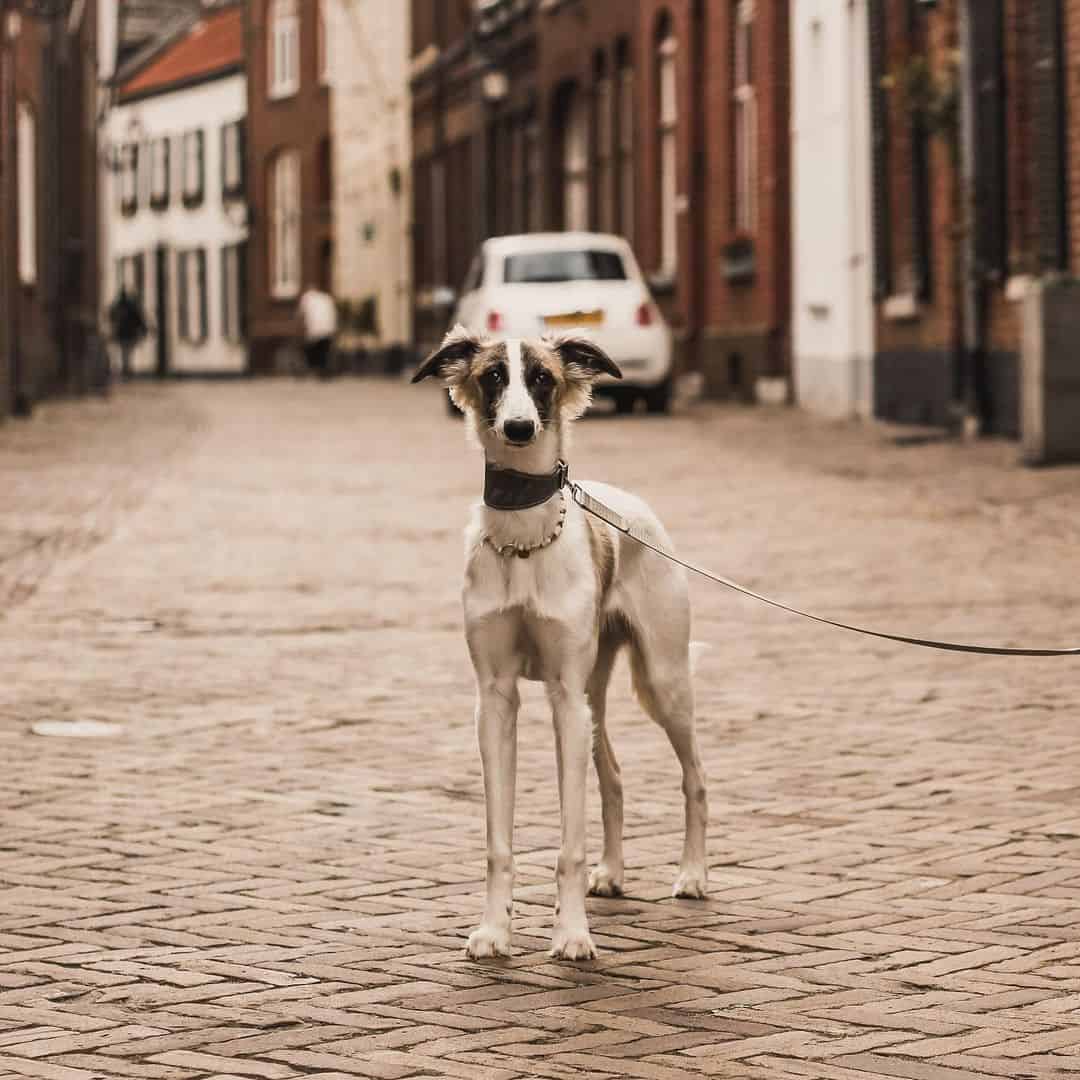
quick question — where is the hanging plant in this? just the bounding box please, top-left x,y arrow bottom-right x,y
892,53 -> 960,148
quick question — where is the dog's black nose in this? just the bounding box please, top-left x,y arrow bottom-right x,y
503,419 -> 536,444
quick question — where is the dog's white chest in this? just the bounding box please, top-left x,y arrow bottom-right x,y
463,506 -> 596,626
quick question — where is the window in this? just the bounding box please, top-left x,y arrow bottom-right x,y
270,149 -> 301,298
177,248 -> 208,344
657,25 -> 678,273
120,142 -> 139,216
116,253 -> 146,302
562,88 -> 589,231
269,0 -> 300,100
221,243 -> 246,342
595,64 -> 614,233
17,102 -> 36,285
733,0 -> 757,234
503,249 -> 627,284
221,120 -> 245,198
616,48 -> 635,244
150,137 -> 171,209
317,136 -> 332,207
525,122 -> 542,232
182,130 -> 204,206
318,0 -> 329,85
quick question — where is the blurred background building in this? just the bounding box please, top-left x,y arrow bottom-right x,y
0,0 -> 102,418
103,2 -> 248,376
327,0 -> 411,369
1,0 -> 1079,461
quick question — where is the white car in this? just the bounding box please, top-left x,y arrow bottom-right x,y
450,232 -> 674,414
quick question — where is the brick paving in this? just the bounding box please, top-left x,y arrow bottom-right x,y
2,379 -> 1080,1080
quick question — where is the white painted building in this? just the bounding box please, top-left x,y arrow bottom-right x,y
103,5 -> 248,375
326,0 -> 411,353
791,0 -> 875,419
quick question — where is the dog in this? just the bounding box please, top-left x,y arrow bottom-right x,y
412,326 -> 708,961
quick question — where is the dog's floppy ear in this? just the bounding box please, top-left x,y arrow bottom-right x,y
547,334 -> 623,381
411,324 -> 484,384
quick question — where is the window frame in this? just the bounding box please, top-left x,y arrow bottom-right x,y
617,59 -> 635,245
221,119 -> 246,200
562,88 -> 589,231
16,100 -> 37,286
221,242 -> 247,343
657,29 -> 678,275
177,248 -> 209,345
269,0 -> 301,101
150,136 -> 171,210
182,130 -> 205,208
270,149 -> 302,300
594,68 -> 615,234
120,141 -> 139,217
733,0 -> 758,235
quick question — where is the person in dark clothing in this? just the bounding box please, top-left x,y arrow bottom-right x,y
108,287 -> 149,378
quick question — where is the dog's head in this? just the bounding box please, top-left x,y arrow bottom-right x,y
411,326 -> 622,449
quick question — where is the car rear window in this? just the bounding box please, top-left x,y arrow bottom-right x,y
503,250 -> 627,284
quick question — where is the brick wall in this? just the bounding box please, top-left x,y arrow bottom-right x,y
637,0 -> 791,399
245,0 -> 331,372
870,0 -> 1047,436
2,4 -> 100,416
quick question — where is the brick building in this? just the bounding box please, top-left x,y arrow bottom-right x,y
867,0 -> 1075,438
410,0 -> 790,402
244,0 -> 331,372
635,0 -> 791,400
411,0 -> 639,354
1,0 -> 102,419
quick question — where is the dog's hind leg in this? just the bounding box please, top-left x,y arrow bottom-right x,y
587,632 -> 623,897
630,641 -> 709,899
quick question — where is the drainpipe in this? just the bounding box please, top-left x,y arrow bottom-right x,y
957,0 -> 985,438
1,6 -> 20,416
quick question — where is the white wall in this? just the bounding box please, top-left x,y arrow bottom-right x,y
791,0 -> 874,419
104,72 -> 248,374
327,0 -> 411,349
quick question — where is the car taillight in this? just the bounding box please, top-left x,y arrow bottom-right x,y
486,310 -> 503,332
636,302 -> 654,327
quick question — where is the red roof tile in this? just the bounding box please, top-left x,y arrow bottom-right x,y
120,6 -> 242,100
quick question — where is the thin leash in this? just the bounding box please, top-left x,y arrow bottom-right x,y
569,483 -> 1080,658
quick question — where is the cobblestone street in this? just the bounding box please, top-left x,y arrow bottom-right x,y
3,379 -> 1080,1080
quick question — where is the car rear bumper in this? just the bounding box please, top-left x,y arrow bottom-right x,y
590,327 -> 673,388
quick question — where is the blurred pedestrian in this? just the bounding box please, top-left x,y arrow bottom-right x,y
107,286 -> 149,379
298,283 -> 338,378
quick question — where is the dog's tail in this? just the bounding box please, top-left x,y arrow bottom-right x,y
689,640 -> 709,677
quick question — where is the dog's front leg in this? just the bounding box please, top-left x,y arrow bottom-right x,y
466,677 -> 518,959
465,613 -> 522,960
548,678 -> 597,961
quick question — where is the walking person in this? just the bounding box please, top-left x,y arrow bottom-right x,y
107,286 -> 149,379
297,283 -> 338,378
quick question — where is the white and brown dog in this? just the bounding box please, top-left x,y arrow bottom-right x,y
413,326 -> 708,961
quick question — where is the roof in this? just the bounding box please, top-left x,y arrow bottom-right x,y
117,0 -> 199,66
482,232 -> 631,254
119,5 -> 242,101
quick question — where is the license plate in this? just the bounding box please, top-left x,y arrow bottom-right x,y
543,309 -> 604,329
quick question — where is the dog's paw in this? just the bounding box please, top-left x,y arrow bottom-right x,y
587,865 -> 624,897
672,869 -> 709,900
549,926 -> 597,961
466,924 -> 512,959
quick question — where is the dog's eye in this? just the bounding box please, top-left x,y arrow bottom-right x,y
482,368 -> 503,386
530,369 -> 553,388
